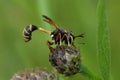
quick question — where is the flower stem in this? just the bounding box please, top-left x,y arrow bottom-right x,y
79,64 -> 102,80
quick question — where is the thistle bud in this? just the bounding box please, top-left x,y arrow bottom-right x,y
11,69 -> 57,80
49,46 -> 81,76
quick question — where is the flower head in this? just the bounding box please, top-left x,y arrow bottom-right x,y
11,69 -> 57,80
49,46 -> 81,76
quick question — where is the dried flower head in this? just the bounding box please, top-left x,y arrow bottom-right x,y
11,69 -> 57,80
49,46 -> 81,76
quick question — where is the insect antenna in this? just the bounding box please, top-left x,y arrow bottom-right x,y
74,33 -> 84,39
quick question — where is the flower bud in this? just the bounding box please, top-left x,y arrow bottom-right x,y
49,46 -> 81,76
11,69 -> 57,80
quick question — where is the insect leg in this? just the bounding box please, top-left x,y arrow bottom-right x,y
54,32 -> 62,45
46,40 -> 54,50
61,33 -> 67,42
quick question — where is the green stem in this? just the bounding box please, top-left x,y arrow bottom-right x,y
97,0 -> 111,80
36,0 -> 52,30
79,64 -> 102,80
36,0 -> 52,40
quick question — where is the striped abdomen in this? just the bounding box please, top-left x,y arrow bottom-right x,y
22,24 -> 38,42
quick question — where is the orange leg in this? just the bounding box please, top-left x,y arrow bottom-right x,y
55,33 -> 60,42
46,40 -> 54,49
61,34 -> 67,42
55,32 -> 62,45
61,34 -> 71,46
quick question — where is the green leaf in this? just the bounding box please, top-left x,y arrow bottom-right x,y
97,0 -> 111,80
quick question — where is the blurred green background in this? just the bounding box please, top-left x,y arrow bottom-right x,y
0,0 -> 120,80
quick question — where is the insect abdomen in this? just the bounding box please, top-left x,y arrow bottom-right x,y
23,24 -> 38,42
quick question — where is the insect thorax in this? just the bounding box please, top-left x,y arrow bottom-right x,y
50,28 -> 75,45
